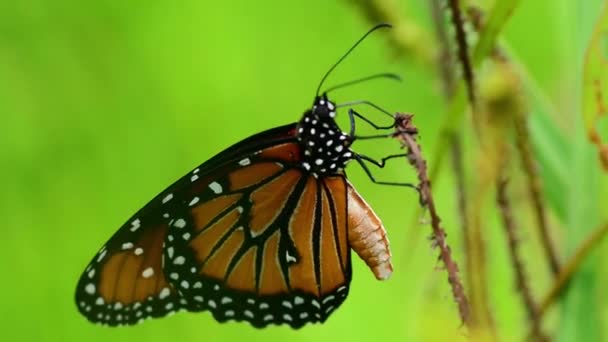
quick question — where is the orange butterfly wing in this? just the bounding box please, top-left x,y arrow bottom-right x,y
163,142 -> 352,328
75,219 -> 187,325
75,124 -> 300,326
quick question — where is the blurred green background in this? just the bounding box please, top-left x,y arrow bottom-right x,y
1,0 -> 606,341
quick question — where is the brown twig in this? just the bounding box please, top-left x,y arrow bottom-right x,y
393,114 -> 470,326
429,0 -> 456,97
496,177 -> 548,341
428,0 -> 473,292
449,136 -> 474,298
468,3 -> 561,278
513,112 -> 561,277
446,0 -> 476,104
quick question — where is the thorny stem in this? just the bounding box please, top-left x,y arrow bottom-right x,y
471,3 -> 561,279
514,112 -> 561,276
429,0 -> 456,98
446,3 -> 498,335
496,177 -> 548,342
429,0 -> 474,309
393,114 -> 471,326
449,137 -> 474,301
447,0 -> 475,104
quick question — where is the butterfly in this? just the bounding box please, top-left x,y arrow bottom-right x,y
75,23 -> 415,329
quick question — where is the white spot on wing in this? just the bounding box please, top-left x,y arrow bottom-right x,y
174,219 -> 186,228
209,182 -> 223,194
97,249 -> 107,262
286,251 -> 297,263
142,267 -> 154,278
159,287 -> 170,300
130,219 -> 141,232
162,193 -> 173,204
85,283 -> 96,295
189,197 -> 200,206
173,256 -> 185,265
238,158 -> 251,166
167,246 -> 174,259
121,242 -> 134,250
322,295 -> 335,304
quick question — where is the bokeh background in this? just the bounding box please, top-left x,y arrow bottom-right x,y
1,0 -> 606,341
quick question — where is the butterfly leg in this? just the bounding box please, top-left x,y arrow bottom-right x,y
354,154 -> 418,189
347,109 -> 416,140
348,109 -> 394,135
355,154 -> 424,203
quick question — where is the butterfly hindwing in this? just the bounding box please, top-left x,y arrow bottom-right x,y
162,141 -> 352,328
75,216 -> 186,326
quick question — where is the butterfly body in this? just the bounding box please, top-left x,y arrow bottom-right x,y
76,23 -> 401,329
76,94 -> 394,328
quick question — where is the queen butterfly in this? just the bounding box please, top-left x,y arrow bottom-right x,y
75,23 -> 415,328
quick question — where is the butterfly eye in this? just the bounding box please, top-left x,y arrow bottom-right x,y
312,101 -> 330,118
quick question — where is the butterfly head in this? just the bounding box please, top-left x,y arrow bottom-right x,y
311,93 -> 337,119
295,93 -> 353,176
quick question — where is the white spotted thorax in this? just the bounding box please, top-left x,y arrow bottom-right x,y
296,94 -> 353,175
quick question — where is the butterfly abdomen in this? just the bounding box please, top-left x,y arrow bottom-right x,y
346,182 -> 393,280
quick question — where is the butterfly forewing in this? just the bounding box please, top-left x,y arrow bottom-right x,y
162,141 -> 352,328
75,124 -> 301,325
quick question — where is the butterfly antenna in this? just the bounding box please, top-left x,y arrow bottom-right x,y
324,72 -> 401,94
315,23 -> 392,97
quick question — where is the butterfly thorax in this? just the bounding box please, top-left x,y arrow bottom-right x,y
296,96 -> 353,175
